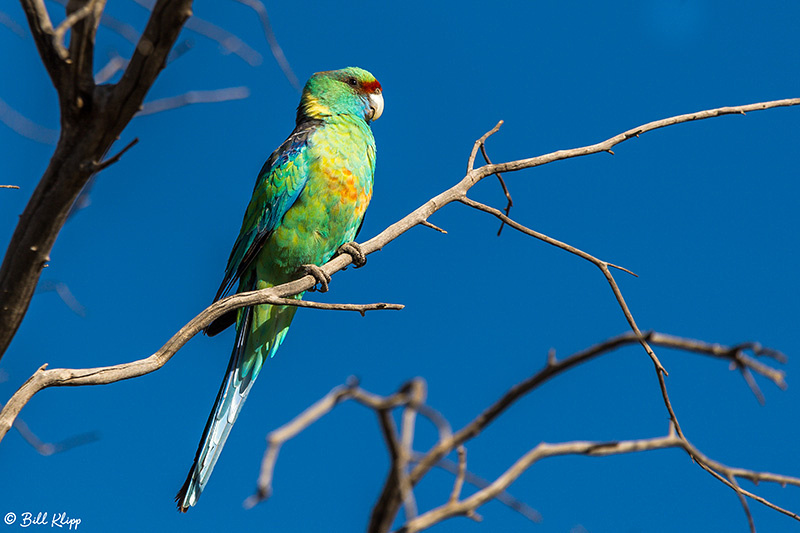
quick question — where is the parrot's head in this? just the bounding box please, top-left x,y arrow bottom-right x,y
298,67 -> 383,124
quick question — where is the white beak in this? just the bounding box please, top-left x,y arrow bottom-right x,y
368,92 -> 384,121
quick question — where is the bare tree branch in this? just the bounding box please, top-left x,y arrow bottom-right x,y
93,52 -> 127,83
412,451 -> 541,523
0,0 -> 193,361
243,382 -> 357,507
137,87 -> 250,116
51,0 -> 138,46
394,429 -> 800,533
36,280 -> 87,317
370,329 -> 789,531
233,330 -> 792,532
418,220 -> 446,233
96,9 -> 139,43
269,298 -> 403,316
1,185 -> 21,189
0,96 -> 59,144
2,98 -> 796,444
233,0 -> 301,91
480,145 -> 513,236
183,15 -> 260,65
64,0 -> 106,104
0,10 -> 27,38
91,136 -> 137,172
242,378 -> 442,509
10,413 -> 98,455
447,446 -> 466,504
131,0 -> 262,66
18,0 -> 64,87
53,0 -> 102,60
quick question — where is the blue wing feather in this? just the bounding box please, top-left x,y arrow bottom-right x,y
211,118 -> 322,304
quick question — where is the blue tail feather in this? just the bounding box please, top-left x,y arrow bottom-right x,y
176,302 -> 296,511
177,306 -> 257,511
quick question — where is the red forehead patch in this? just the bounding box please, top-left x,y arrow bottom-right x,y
362,80 -> 382,93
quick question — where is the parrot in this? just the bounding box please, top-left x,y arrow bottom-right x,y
176,67 -> 383,511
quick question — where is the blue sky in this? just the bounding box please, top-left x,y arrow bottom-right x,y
1,1 -> 799,532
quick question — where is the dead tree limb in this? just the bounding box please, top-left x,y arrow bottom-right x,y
228,331 -> 793,532
0,0 -> 193,360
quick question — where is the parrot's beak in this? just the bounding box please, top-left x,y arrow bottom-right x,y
368,92 -> 384,121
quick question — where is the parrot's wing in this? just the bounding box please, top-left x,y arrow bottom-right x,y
213,119 -> 322,303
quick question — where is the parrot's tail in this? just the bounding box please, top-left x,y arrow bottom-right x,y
176,300 -> 297,511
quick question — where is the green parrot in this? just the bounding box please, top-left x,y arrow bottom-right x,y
177,67 -> 383,511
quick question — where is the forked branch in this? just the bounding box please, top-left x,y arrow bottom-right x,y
227,331 -> 793,532
2,98 -> 797,447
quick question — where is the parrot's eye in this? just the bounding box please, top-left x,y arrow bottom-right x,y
346,77 -> 359,87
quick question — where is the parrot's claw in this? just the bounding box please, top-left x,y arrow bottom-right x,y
337,242 -> 367,268
300,264 -> 331,292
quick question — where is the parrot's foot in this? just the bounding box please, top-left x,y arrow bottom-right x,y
299,264 -> 331,292
337,242 -> 367,268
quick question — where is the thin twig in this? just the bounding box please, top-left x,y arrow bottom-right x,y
413,452 -> 541,523
53,0 -> 97,59
477,144 -> 513,236
448,446 -> 466,504
92,137 -> 138,172
137,87 -> 250,116
398,380 -> 425,520
167,39 -> 194,63
1,185 -> 20,189
0,96 -> 58,144
396,429 -> 800,533
94,53 -> 128,84
51,0 -> 138,45
728,474 -> 756,533
36,280 -> 87,317
457,195 -> 666,376
271,298 -> 404,316
184,16 -> 261,65
97,10 -> 139,43
243,379 -> 428,509
467,120 -> 503,172
12,415 -> 99,456
400,330 -> 790,525
0,10 -> 27,38
243,383 -> 355,507
232,0 -> 301,91
131,0 -> 262,66
419,220 -> 447,234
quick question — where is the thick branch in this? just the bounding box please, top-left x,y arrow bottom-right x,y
0,285 -> 402,441
18,0 -> 64,87
64,0 -> 106,102
0,0 -> 193,361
